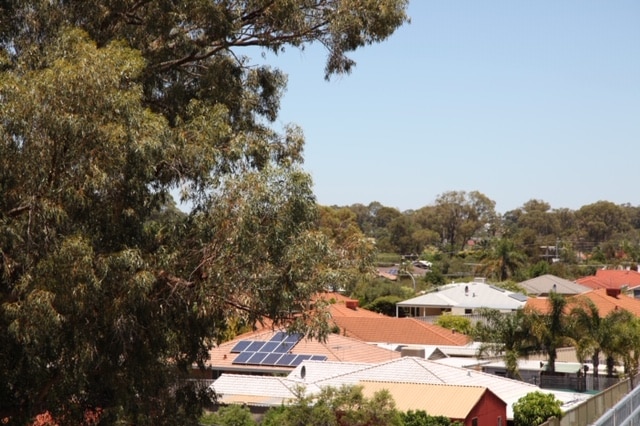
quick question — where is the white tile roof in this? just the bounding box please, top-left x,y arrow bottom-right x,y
291,357 -> 590,420
210,356 -> 591,420
518,274 -> 591,295
210,374 -> 320,406
397,282 -> 527,311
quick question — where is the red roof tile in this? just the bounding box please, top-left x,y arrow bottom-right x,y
525,288 -> 640,317
331,316 -> 470,346
576,269 -> 640,290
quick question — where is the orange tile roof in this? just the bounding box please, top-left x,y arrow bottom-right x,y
525,288 -> 640,317
313,292 -> 384,318
205,329 -> 400,373
331,316 -> 470,346
313,292 -> 355,303
576,269 -> 640,290
523,297 -> 551,314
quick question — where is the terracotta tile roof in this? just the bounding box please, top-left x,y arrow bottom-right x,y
523,297 -> 552,313
576,269 -> 640,290
310,292 -> 385,318
328,302 -> 385,318
525,288 -> 640,317
205,329 -> 400,374
359,381 -> 498,420
576,275 -> 610,290
331,316 -> 470,346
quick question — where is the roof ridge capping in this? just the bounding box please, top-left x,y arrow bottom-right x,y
358,379 -> 486,389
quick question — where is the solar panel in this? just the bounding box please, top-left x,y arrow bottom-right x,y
310,355 -> 328,361
274,353 -> 298,366
246,341 -> 266,352
290,354 -> 312,366
231,332 -> 325,367
230,340 -> 253,353
284,333 -> 302,344
262,352 -> 284,365
260,341 -> 280,353
247,352 -> 269,365
272,341 -> 295,353
233,351 -> 254,364
270,331 -> 287,342
509,292 -> 529,302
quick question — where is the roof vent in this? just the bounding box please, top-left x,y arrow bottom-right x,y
400,347 -> 426,358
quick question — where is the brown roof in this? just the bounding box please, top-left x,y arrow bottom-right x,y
525,288 -> 640,317
359,381 -> 499,420
206,329 -> 400,373
576,269 -> 640,290
331,316 -> 470,346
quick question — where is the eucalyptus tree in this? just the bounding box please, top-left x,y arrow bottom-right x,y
0,1 -> 409,424
432,190 -> 497,253
576,201 -> 631,247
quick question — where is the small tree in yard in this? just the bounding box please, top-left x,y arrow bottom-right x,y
261,385 -> 401,426
401,409 -> 463,426
435,314 -> 472,335
513,391 -> 562,426
200,405 -> 256,426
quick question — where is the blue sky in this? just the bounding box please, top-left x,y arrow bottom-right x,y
261,1 -> 640,214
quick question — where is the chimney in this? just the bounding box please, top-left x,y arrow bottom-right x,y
345,299 -> 359,310
606,288 -> 621,298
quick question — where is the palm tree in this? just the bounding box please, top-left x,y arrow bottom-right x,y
605,309 -> 640,388
569,299 -> 605,385
478,238 -> 527,282
475,308 -> 536,379
529,292 -> 570,373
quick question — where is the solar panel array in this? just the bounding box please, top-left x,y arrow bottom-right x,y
231,332 -> 328,367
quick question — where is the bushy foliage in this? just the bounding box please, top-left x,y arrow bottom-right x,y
351,279 -> 414,307
200,405 -> 257,426
435,314 -> 472,335
400,410 -> 463,426
513,391 -> 562,426
0,1 -> 409,423
262,385 -> 401,426
365,295 -> 404,317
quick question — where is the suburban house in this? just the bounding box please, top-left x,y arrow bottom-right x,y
576,269 -> 640,298
396,281 -> 528,317
330,316 -> 471,347
359,381 -> 507,426
525,287 -> 640,317
517,274 -> 590,296
210,356 -> 589,422
199,329 -> 400,379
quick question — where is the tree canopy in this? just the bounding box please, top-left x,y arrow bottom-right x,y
0,1 -> 409,424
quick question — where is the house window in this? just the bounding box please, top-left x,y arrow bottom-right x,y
465,308 -> 472,314
497,416 -> 502,426
472,418 -> 478,426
